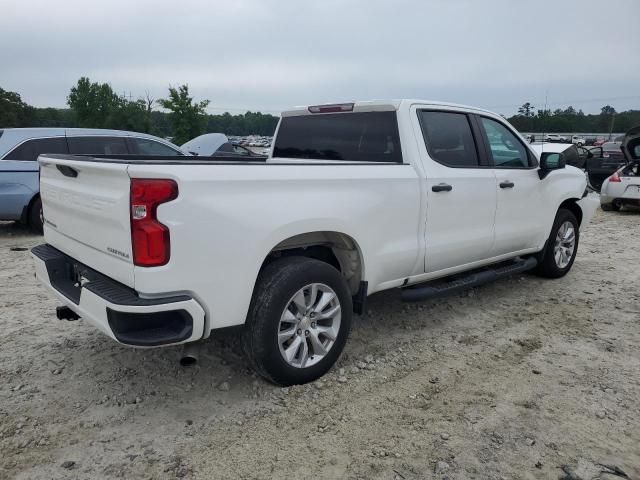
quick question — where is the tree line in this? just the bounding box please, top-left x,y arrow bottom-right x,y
509,102 -> 640,133
1,78 -> 279,145
2,81 -> 639,142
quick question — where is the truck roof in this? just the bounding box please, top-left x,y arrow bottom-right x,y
281,99 -> 499,117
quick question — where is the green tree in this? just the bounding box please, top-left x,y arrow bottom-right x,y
67,77 -> 121,128
0,87 -> 35,127
157,85 -> 210,144
601,105 -> 616,116
517,102 -> 535,117
104,98 -> 149,132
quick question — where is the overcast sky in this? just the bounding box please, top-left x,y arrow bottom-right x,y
2,0 -> 639,116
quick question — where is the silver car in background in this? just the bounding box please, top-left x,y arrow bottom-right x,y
0,128 -> 186,232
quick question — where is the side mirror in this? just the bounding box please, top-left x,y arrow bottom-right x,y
538,152 -> 566,179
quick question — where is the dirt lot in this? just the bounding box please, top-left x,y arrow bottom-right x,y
1,206 -> 639,480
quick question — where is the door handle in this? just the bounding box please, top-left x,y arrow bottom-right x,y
499,181 -> 515,189
432,183 -> 453,192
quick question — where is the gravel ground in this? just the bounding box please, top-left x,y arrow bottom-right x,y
1,207 -> 639,480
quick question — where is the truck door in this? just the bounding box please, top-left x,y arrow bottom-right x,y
415,109 -> 497,273
474,115 -> 547,256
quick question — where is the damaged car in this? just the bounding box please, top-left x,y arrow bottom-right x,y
600,126 -> 640,211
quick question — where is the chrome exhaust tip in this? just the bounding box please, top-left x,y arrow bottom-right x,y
180,342 -> 201,366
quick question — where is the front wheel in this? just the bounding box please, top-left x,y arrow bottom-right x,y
242,257 -> 352,386
534,209 -> 579,278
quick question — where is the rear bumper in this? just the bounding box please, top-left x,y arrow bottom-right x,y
601,183 -> 640,204
31,244 -> 205,347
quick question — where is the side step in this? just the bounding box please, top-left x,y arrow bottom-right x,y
401,257 -> 538,302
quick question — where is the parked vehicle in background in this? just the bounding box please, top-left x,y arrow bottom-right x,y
31,99 -> 598,386
530,143 -> 586,169
593,137 -> 607,146
602,142 -> 624,160
181,133 -> 259,157
0,128 -> 185,233
585,144 -> 626,192
571,135 -> 586,146
601,126 -> 640,211
545,134 -> 567,143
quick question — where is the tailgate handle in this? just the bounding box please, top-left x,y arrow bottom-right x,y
57,165 -> 78,178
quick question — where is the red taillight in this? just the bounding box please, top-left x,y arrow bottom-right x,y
130,179 -> 178,267
609,172 -> 622,183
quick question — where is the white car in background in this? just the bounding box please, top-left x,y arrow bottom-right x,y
545,133 -> 567,143
571,135 -> 586,146
600,126 -> 640,211
530,143 -> 586,169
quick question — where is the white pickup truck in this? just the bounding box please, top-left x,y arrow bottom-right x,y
32,100 -> 598,386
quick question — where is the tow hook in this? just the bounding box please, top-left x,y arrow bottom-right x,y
56,306 -> 80,321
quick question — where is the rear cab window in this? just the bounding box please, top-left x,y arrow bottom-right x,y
273,111 -> 402,163
4,137 -> 69,161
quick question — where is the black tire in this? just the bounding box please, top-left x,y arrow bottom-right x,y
600,203 -> 613,212
611,199 -> 623,211
242,257 -> 352,386
534,209 -> 579,278
28,196 -> 43,234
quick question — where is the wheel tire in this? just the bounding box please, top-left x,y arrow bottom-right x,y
28,196 -> 44,234
242,256 -> 352,386
600,203 -> 613,212
534,209 -> 579,279
611,199 -> 623,211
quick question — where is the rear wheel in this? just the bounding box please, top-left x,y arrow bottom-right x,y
612,198 -> 623,211
28,196 -> 43,234
534,209 -> 579,278
242,257 -> 352,386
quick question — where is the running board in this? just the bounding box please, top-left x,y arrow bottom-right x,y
401,257 -> 538,302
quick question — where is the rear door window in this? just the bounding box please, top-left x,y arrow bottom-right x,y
4,137 -> 69,161
273,111 -> 402,163
130,137 -> 181,156
418,111 -> 480,167
68,136 -> 129,155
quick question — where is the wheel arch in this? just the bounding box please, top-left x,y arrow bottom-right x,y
260,231 -> 365,296
21,192 -> 40,225
558,197 -> 583,226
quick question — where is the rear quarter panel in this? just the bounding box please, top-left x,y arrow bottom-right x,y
127,162 -> 422,333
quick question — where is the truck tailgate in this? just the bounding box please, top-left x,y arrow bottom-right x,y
39,155 -> 134,287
